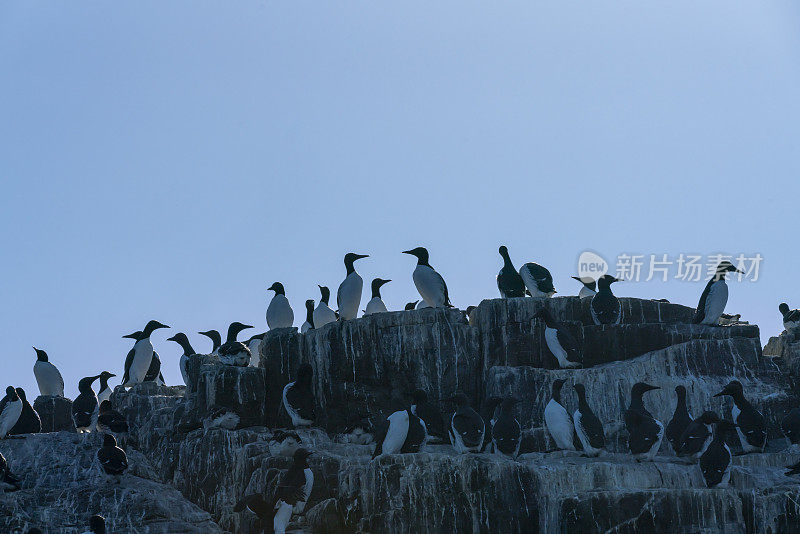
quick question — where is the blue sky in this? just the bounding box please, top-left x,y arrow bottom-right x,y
1,2 -> 799,398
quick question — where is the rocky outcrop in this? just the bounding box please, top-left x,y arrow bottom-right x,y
33,395 -> 75,433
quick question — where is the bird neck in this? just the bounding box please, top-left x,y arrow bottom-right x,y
345,260 -> 357,275
226,325 -> 242,343
729,392 -> 748,409
629,393 -> 646,412
371,286 -> 382,299
305,307 -> 315,327
177,338 -> 195,356
500,251 -> 515,270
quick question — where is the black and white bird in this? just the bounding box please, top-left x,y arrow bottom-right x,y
572,384 -> 605,457
448,393 -> 485,453
411,388 -> 445,444
218,322 -> 253,367
676,411 -> 720,462
786,459 -> 800,477
301,300 -> 315,333
403,247 -> 453,308
572,276 -> 596,299
666,385 -> 693,455
692,261 -> 743,325
404,301 -> 419,311
121,320 -> 169,387
97,400 -> 128,434
699,419 -> 737,488
364,278 -> 391,315
372,405 -> 427,457
32,347 -> 64,397
96,371 -> 116,406
781,407 -> 800,448
544,379 -> 576,451
73,374 -> 102,433
167,333 -> 196,387
466,305 -> 478,326
198,330 -> 222,355
282,364 -> 315,428
144,348 -> 165,385
519,261 -> 556,298
714,380 -> 766,453
497,246 -> 525,298
590,275 -> 622,325
480,397 -> 502,453
313,285 -> 337,328
533,308 -> 582,368
337,253 -> 369,320
267,282 -> 294,330
415,300 -> 431,309
779,302 -> 800,331
624,382 -> 664,461
0,451 -> 20,492
0,387 -> 23,439
97,433 -> 128,478
245,333 -> 266,368
491,397 -> 521,457
9,388 -> 40,435
82,515 -> 106,534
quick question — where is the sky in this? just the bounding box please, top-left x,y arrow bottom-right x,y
1,1 -> 799,399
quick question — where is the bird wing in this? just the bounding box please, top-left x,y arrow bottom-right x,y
677,422 -> 708,456
738,408 -> 766,446
579,409 -> 605,449
692,279 -> 715,323
522,263 -> 555,293
786,309 -> 800,322
556,327 -> 580,353
452,410 -> 484,445
122,347 -> 135,384
371,418 -> 390,458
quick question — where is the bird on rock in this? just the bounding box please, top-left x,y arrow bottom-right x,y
782,406 -> 800,448
337,253 -> 369,320
282,364 -> 315,428
624,382 -> 663,461
246,333 -> 266,368
480,397 -> 502,453
372,404 -> 427,458
313,285 -> 337,328
0,387 -> 22,439
714,380 -> 766,453
693,261 -> 743,325
519,261 -> 556,298
448,393 -> 485,453
0,451 -> 20,491
73,374 -> 102,433
545,379 -> 576,451
666,385 -> 693,455
699,419 -> 737,488
572,276 -> 596,299
403,247 -> 452,308
97,433 -> 128,479
364,278 -> 391,315
218,322 -> 253,366
267,282 -> 294,330
167,333 -> 196,387
497,246 -> 526,298
82,515 -> 106,534
676,411 -> 720,462
121,320 -> 169,387
492,397 -> 521,457
779,302 -> 800,331
533,308 -> 582,368
32,347 -> 64,397
411,388 -> 445,444
198,330 -> 222,355
301,300 -> 315,333
590,275 -> 622,325
9,388 -> 40,435
97,401 -> 128,434
404,301 -> 418,311
573,384 -> 605,457
96,371 -> 116,406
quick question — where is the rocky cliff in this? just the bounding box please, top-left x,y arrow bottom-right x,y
2,297 -> 799,533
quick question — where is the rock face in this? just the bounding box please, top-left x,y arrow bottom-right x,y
33,395 -> 75,433
3,297 -> 800,533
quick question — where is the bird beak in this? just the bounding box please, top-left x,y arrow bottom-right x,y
712,391 -> 725,397
243,324 -> 254,330
571,276 -> 581,281
122,333 -> 136,339
356,254 -> 369,260
735,268 -> 744,274
648,385 -> 661,391
402,250 -> 413,255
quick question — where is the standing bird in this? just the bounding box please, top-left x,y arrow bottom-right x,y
544,379 -> 576,451
480,397 -> 503,453
97,401 -> 128,434
218,322 -> 253,366
267,282 -> 294,330
121,320 -> 169,387
448,393 -> 485,453
82,515 -> 106,534
364,278 -> 391,315
282,364 -> 315,428
693,261 -> 743,325
666,385 -> 693,455
246,333 -> 266,368
573,384 -> 605,457
497,246 -> 525,298
97,434 -> 128,478
519,261 -> 556,298
198,330 -> 222,355
313,285 -> 337,329
533,308 -> 582,368
337,253 -> 369,320
699,420 -> 737,488
403,247 -> 452,308
73,374 -> 102,433
0,451 -> 21,491
492,398 -> 521,457
32,347 -> 64,397
714,380 -> 766,453
167,333 -> 196,387
779,302 -> 800,331
372,405 -> 427,457
590,275 -> 622,325
96,371 -> 116,406
404,301 -> 419,311
624,382 -> 664,461
9,388 -> 40,435
301,300 -> 315,333
0,387 -> 23,439
411,388 -> 445,443
676,411 -> 719,462
781,407 -> 800,447
571,276 -> 596,299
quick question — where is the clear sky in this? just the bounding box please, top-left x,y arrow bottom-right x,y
2,2 -> 799,399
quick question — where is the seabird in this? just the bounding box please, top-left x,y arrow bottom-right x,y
9,388 -> 40,435
572,383 -> 605,457
0,386 -> 23,439
266,282 -> 294,329
779,302 -> 800,331
83,515 -> 106,534
246,333 -> 266,368
714,380 -> 766,453
448,393 -> 485,453
167,333 -> 196,387
571,276 -> 596,299
96,371 -> 116,406
699,419 -> 737,488
624,382 -> 664,461
403,247 -> 452,308
533,308 -> 582,368
692,261 -> 743,325
781,406 -> 800,447
143,348 -> 165,385
372,405 -> 427,457
73,374 -> 102,433
282,363 -> 315,427
466,305 -> 478,326
411,388 -> 445,443
492,397 -> 521,457
97,433 -> 128,478
544,379 -> 576,451
269,429 -> 303,457
337,253 -> 369,320
0,451 -> 20,492
198,330 -> 222,355
301,300 -> 315,333
32,347 -> 64,397
497,246 -> 526,298
97,400 -> 129,434
676,411 -> 719,462
218,322 -> 253,366
665,385 -> 693,455
519,261 -> 556,298
313,285 -> 337,328
404,301 -> 419,311
364,278 -> 391,315
121,320 -> 169,387
415,300 -> 431,309
480,397 -> 502,453
590,275 -> 622,325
